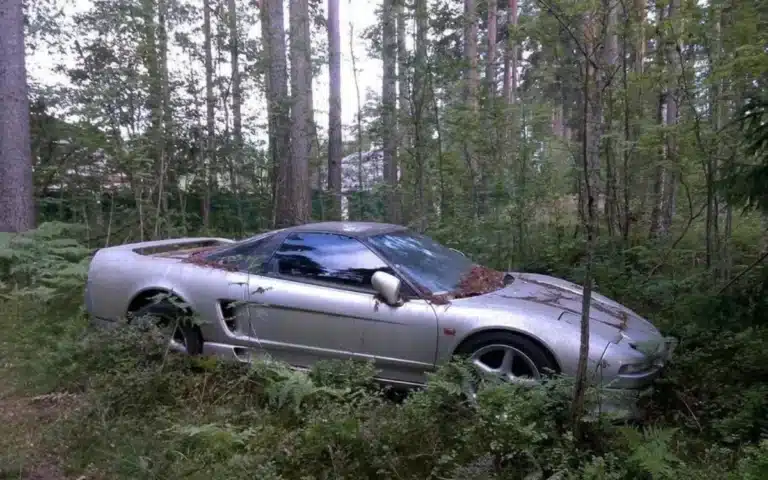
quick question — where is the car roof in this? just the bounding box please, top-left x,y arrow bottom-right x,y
282,221 -> 407,238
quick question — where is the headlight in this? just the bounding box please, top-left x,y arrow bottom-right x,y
618,362 -> 651,375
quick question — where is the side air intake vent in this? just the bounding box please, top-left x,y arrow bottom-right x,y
219,300 -> 238,333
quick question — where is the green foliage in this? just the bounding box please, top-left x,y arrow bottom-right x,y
0,222 -> 91,302
719,92 -> 768,213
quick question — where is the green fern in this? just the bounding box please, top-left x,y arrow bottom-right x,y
621,426 -> 685,479
0,222 -> 91,301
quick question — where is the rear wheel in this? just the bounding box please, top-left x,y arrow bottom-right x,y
455,331 -> 558,400
130,298 -> 203,356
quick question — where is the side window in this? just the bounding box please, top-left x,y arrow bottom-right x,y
203,233 -> 282,274
270,232 -> 391,291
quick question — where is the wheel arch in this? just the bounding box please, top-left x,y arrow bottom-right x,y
452,327 -> 562,374
126,287 -> 192,317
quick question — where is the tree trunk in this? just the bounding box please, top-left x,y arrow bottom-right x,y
327,0 -> 342,220
0,0 -> 34,232
349,17 -> 364,221
412,0 -> 428,225
261,0 -> 291,227
157,0 -> 171,237
603,0 -> 618,237
463,0 -> 480,214
649,0 -> 679,238
463,0 -> 479,110
140,0 -> 163,235
202,0 -> 215,229
486,0 -> 497,97
228,0 -> 244,232
502,0 -> 518,105
572,57 -> 597,429
382,0 -> 399,223
396,0 -> 409,222
286,0 -> 312,226
572,6 -> 603,430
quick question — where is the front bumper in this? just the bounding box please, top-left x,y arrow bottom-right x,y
591,336 -> 677,420
600,335 -> 677,389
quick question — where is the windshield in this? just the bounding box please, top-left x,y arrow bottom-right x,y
367,231 -> 475,294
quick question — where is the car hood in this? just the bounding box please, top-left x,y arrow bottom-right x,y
456,272 -> 661,345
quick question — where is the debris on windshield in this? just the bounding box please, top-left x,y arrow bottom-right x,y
428,265 -> 506,304
183,248 -> 239,271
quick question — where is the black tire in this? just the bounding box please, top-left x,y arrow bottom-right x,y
130,299 -> 204,356
455,331 -> 559,378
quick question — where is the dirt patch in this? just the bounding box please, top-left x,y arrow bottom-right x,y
0,393 -> 83,479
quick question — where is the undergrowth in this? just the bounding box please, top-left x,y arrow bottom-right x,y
0,222 -> 766,479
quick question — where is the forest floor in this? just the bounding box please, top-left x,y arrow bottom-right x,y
0,392 -> 80,479
0,302 -> 83,479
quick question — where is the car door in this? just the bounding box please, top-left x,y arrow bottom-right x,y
357,296 -> 440,385
243,232 -> 438,376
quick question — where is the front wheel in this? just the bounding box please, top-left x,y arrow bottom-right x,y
130,299 -> 204,356
455,331 -> 558,399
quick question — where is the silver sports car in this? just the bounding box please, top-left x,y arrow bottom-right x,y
85,221 -> 676,416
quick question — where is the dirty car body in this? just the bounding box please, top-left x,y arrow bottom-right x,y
86,221 -> 677,417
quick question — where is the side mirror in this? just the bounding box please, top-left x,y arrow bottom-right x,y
450,247 -> 467,257
372,271 -> 402,306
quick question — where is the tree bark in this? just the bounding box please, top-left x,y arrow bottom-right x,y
649,0 -> 679,238
260,0 -> 291,227
603,0 -> 618,236
502,0 -> 518,105
396,0 -> 410,222
463,0 -> 479,110
463,0 -> 480,213
202,0 -> 215,229
228,0 -> 244,231
412,0 -> 428,225
156,0 -> 171,236
382,0 -> 399,223
0,0 -> 35,232
327,0 -> 342,220
572,5 -> 603,430
486,0 -> 497,98
286,0 -> 312,226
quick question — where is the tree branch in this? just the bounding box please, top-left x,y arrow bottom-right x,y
716,249 -> 768,295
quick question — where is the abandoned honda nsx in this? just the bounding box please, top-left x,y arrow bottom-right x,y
85,221 -> 676,416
